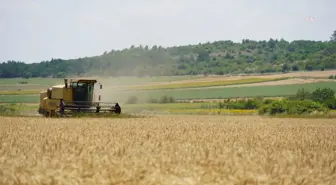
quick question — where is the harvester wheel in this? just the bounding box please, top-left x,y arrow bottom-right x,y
96,106 -> 101,113
44,111 -> 50,117
50,110 -> 56,117
43,110 -> 57,117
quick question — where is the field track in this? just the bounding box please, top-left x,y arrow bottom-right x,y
170,78 -> 335,90
125,70 -> 336,87
1,115 -> 335,184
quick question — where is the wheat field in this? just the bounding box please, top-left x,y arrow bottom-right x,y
0,115 -> 335,185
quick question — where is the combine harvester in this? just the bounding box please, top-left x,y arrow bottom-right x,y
38,78 -> 121,117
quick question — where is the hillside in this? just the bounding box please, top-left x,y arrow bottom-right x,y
1,32 -> 336,78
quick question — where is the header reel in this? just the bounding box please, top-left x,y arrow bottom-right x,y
61,100 -> 121,115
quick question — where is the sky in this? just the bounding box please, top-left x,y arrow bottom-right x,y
0,0 -> 335,63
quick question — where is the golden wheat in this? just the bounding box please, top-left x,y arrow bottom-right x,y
0,115 -> 335,185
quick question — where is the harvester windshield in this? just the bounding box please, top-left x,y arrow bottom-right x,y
71,82 -> 95,106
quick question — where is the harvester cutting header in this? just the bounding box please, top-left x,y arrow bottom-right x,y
38,78 -> 121,117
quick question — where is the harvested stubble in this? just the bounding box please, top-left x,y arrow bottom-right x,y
0,115 -> 336,185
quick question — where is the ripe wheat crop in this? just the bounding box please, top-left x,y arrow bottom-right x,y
0,115 -> 335,185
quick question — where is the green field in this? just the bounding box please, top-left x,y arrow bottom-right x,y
0,94 -> 39,103
1,81 -> 335,103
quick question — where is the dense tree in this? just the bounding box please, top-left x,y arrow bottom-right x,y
330,30 -> 336,42
1,31 -> 336,78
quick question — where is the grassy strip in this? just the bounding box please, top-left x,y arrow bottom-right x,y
123,102 -> 218,109
163,108 -> 336,118
0,89 -> 43,95
126,77 -> 289,90
120,103 -> 257,115
164,108 -> 256,115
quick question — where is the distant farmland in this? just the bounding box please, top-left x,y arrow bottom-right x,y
1,81 -> 335,104
0,70 -> 335,104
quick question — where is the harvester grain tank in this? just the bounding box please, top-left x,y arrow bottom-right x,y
38,78 -> 121,117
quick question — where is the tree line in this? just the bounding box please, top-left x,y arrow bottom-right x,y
1,31 -> 336,78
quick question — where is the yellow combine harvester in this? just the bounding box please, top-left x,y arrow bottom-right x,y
38,78 -> 121,117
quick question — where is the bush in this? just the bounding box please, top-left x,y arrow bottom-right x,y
244,99 -> 260,109
215,87 -> 335,116
328,75 -> 334,79
159,95 -> 175,103
263,99 -> 275,104
289,88 -> 311,101
18,81 -> 28,84
258,100 -> 288,115
287,100 -> 328,115
324,98 -> 336,109
258,99 -> 329,116
289,88 -> 335,107
225,100 -> 246,109
311,88 -> 335,103
218,98 -> 264,110
0,104 -> 17,115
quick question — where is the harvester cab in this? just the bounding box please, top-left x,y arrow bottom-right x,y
38,78 -> 121,117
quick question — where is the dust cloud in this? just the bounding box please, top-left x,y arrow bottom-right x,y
91,76 -> 165,114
